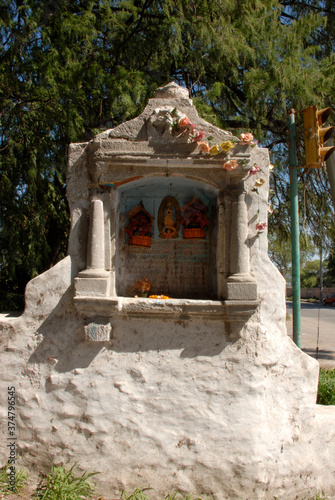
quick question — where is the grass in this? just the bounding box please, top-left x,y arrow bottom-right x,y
33,463 -> 99,500
0,468 -> 331,500
122,490 -> 204,500
0,463 -> 27,496
317,369 -> 335,405
122,487 -> 153,500
119,489 -> 329,500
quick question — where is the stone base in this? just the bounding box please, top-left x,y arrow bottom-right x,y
226,274 -> 257,300
74,269 -> 111,297
84,317 -> 112,342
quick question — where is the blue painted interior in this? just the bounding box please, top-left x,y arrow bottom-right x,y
119,176 -> 218,238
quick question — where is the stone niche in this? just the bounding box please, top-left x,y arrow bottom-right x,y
117,177 -> 218,299
71,82 -> 258,338
1,82 -> 335,500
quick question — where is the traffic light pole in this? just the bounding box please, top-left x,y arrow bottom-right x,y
288,110 -> 301,348
326,139 -> 335,210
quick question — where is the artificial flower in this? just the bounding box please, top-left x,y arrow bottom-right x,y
249,165 -> 261,175
193,130 -> 206,142
181,197 -> 209,228
269,164 -> 274,171
220,141 -> 235,152
134,277 -> 152,296
178,117 -> 190,128
125,212 -> 153,236
254,178 -> 266,187
256,222 -> 267,232
240,132 -> 254,144
198,142 -> 210,153
223,160 -> 238,171
209,144 -> 221,155
149,295 -> 171,300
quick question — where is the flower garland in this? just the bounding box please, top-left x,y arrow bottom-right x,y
172,109 -> 276,235
249,164 -> 275,235
171,109 -> 257,157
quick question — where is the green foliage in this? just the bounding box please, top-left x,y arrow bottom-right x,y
121,489 -> 204,500
324,246 -> 335,286
122,487 -> 153,500
317,369 -> 335,406
33,464 -> 99,500
0,463 -> 28,496
2,0 -> 335,309
268,227 -> 317,281
164,494 -> 204,500
301,259 -> 320,288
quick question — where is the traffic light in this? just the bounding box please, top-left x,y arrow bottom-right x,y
303,105 -> 335,168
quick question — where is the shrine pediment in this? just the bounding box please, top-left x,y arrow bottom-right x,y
68,82 -> 264,340
95,81 -> 234,143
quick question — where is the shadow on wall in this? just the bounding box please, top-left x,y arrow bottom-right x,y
28,288 -> 232,373
28,286 -> 107,373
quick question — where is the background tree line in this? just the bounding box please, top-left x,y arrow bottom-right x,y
1,0 -> 335,310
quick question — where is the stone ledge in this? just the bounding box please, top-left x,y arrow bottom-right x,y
74,296 -> 259,322
94,154 -> 252,170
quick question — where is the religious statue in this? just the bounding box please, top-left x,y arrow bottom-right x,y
158,196 -> 181,239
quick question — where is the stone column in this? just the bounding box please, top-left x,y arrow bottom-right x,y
109,189 -> 117,297
74,193 -> 110,297
86,196 -> 106,272
217,192 -> 228,300
226,183 -> 257,300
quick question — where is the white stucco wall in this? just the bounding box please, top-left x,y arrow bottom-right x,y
1,84 -> 335,500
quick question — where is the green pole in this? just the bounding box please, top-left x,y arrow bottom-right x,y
288,109 -> 301,348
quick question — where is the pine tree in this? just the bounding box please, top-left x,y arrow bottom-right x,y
1,0 -> 334,309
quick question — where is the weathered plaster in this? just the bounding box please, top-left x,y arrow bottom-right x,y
1,82 -> 335,500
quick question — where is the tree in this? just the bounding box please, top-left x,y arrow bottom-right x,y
300,259 -> 319,288
324,246 -> 335,287
1,0 -> 335,309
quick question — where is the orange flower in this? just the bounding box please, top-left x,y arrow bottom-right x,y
178,117 -> 190,128
149,295 -> 171,300
198,142 -> 210,153
240,132 -> 254,144
223,160 -> 238,170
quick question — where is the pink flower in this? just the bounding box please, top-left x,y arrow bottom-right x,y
193,130 -> 206,142
249,165 -> 261,175
178,117 -> 190,128
240,132 -> 254,144
198,142 -> 210,153
188,122 -> 196,132
256,222 -> 267,232
223,160 -> 238,171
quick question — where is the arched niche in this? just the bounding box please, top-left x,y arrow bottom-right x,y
116,176 -> 219,300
